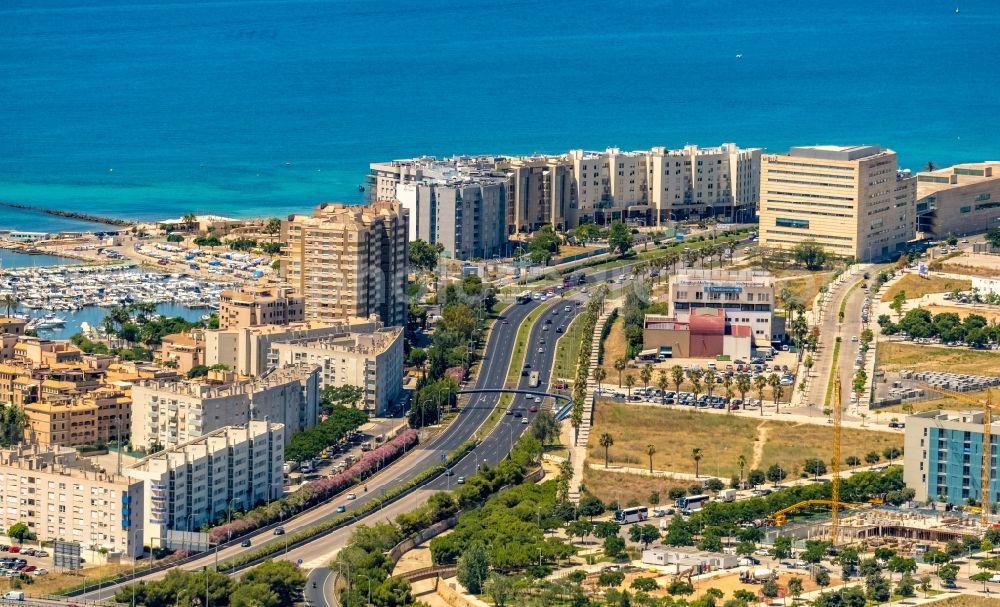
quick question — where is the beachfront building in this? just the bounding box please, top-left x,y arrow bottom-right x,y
0,444 -> 144,557
904,409 -> 1000,506
915,162 -> 1000,238
126,421 -> 283,549
281,201 -> 408,327
668,270 -> 781,344
129,365 -> 319,451
370,157 -> 508,260
268,324 -> 404,416
758,145 -> 916,262
218,285 -> 305,330
369,144 -> 761,233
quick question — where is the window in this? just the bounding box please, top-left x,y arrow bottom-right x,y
775,218 -> 809,229
961,206 -> 971,214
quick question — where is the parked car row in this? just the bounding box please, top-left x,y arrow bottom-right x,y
0,546 -> 47,557
0,556 -> 43,576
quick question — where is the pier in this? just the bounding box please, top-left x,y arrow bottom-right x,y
0,200 -> 136,228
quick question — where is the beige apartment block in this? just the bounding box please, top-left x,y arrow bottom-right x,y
0,444 -> 144,557
281,201 -> 408,327
129,365 -> 319,451
758,145 -> 915,262
126,421 -> 283,549
268,324 -> 404,416
916,162 -> 1000,238
217,285 -> 304,330
24,386 -> 131,449
204,318 -> 379,378
159,330 -> 205,374
370,144 -> 760,235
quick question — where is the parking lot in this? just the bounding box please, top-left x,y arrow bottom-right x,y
0,544 -> 52,578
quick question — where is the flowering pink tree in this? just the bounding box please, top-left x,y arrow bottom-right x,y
209,429 -> 419,543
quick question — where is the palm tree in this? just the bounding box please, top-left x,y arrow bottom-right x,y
657,370 -> 669,396
600,433 -> 614,468
671,365 -> 685,395
753,374 -> 768,416
704,369 -> 717,402
767,373 -> 782,414
593,367 -> 607,392
640,364 -> 653,390
737,454 -> 747,487
692,447 -> 703,478
614,357 -> 627,387
624,373 -> 636,397
0,403 -> 28,447
722,373 -> 735,414
925,161 -> 936,172
646,444 -> 657,474
688,368 -> 704,401
571,411 -> 582,445
736,373 -> 751,408
2,293 -> 17,317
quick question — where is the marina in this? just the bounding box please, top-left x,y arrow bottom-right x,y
1,263 -> 234,339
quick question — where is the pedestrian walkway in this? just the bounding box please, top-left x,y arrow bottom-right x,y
568,298 -> 621,503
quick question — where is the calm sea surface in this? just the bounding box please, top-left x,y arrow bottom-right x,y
1,0 -> 999,232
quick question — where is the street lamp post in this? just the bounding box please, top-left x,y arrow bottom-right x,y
131,526 -> 144,607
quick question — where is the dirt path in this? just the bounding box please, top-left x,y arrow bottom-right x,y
750,421 -> 770,470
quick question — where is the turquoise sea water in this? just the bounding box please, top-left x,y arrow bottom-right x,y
2,0 -> 999,232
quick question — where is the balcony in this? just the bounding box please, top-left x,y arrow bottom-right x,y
151,506 -> 167,514
151,494 -> 166,502
150,518 -> 167,525
151,482 -> 166,490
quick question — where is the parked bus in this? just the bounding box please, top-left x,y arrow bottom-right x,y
676,494 -> 711,513
528,371 -> 540,388
614,506 -> 649,524
516,290 -> 532,304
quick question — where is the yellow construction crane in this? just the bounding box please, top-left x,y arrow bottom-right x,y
771,499 -> 863,526
831,378 -> 843,543
918,384 -> 993,527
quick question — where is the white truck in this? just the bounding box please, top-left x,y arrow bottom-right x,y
717,488 -> 737,502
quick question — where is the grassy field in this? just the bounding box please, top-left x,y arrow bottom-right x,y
776,270 -> 834,310
877,342 -> 1000,376
589,402 -> 902,480
552,312 -> 587,386
881,274 -> 972,302
25,563 -> 130,595
581,467 -> 692,507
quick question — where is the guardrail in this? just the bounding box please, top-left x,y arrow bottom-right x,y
397,565 -> 457,584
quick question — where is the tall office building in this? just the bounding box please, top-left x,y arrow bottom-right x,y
758,145 -> 915,262
915,162 -> 1000,238
281,201 -> 408,326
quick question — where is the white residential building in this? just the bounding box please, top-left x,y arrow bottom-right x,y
268,325 -> 404,416
0,444 -> 144,557
129,365 -> 319,451
126,421 -> 284,550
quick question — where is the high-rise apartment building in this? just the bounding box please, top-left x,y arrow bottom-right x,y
915,162 -> 1000,238
126,421 -> 283,550
24,386 -> 131,449
0,444 -> 144,557
281,201 -> 408,327
758,145 -> 915,262
129,365 -> 319,451
369,144 -> 761,235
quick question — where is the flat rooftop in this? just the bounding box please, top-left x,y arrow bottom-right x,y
788,145 -> 883,161
917,161 -> 1000,196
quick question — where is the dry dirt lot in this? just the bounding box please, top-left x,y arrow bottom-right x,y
877,342 -> 1000,376
589,403 -> 902,480
881,274 -> 972,302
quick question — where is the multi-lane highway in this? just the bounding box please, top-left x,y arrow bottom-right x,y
75,290 -> 579,602
74,247 -> 734,603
